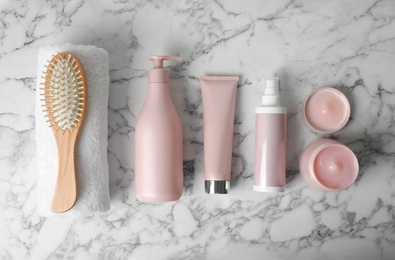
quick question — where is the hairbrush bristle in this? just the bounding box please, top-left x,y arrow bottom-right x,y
41,53 -> 86,133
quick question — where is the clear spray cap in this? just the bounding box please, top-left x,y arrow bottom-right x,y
262,77 -> 280,107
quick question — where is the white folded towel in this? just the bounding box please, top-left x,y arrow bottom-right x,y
35,44 -> 111,217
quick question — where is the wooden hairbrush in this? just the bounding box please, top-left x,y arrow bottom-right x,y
41,53 -> 87,213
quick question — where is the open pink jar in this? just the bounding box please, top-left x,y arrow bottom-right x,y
299,139 -> 359,191
302,87 -> 350,134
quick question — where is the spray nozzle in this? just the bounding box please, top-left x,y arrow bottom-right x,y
264,77 -> 279,96
262,77 -> 281,107
149,55 -> 181,68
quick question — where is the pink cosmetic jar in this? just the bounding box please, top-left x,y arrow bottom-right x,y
299,139 -> 359,191
302,87 -> 350,134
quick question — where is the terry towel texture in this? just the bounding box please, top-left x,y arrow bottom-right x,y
36,44 -> 110,217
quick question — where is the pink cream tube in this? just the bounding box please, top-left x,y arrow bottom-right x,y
200,76 -> 239,194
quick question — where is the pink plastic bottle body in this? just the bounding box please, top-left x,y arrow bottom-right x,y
135,82 -> 183,202
254,111 -> 287,192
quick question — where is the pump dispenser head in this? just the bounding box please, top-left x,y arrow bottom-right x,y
262,77 -> 280,107
149,55 -> 181,68
148,55 -> 181,83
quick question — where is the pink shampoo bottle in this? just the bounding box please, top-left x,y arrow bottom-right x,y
253,77 -> 287,192
135,55 -> 183,202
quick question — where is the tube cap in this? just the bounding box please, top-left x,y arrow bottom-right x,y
148,55 -> 181,83
205,180 -> 230,194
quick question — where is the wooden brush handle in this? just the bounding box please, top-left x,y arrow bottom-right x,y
51,131 -> 78,213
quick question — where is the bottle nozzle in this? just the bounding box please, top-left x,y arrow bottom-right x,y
148,55 -> 181,83
262,77 -> 281,107
264,77 -> 279,95
149,55 -> 181,68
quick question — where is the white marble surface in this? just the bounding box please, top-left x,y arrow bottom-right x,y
1,0 -> 395,259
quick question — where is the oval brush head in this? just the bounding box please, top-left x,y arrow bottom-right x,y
41,52 -> 87,213
42,53 -> 87,134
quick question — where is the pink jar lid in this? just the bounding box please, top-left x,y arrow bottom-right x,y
302,87 -> 351,134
